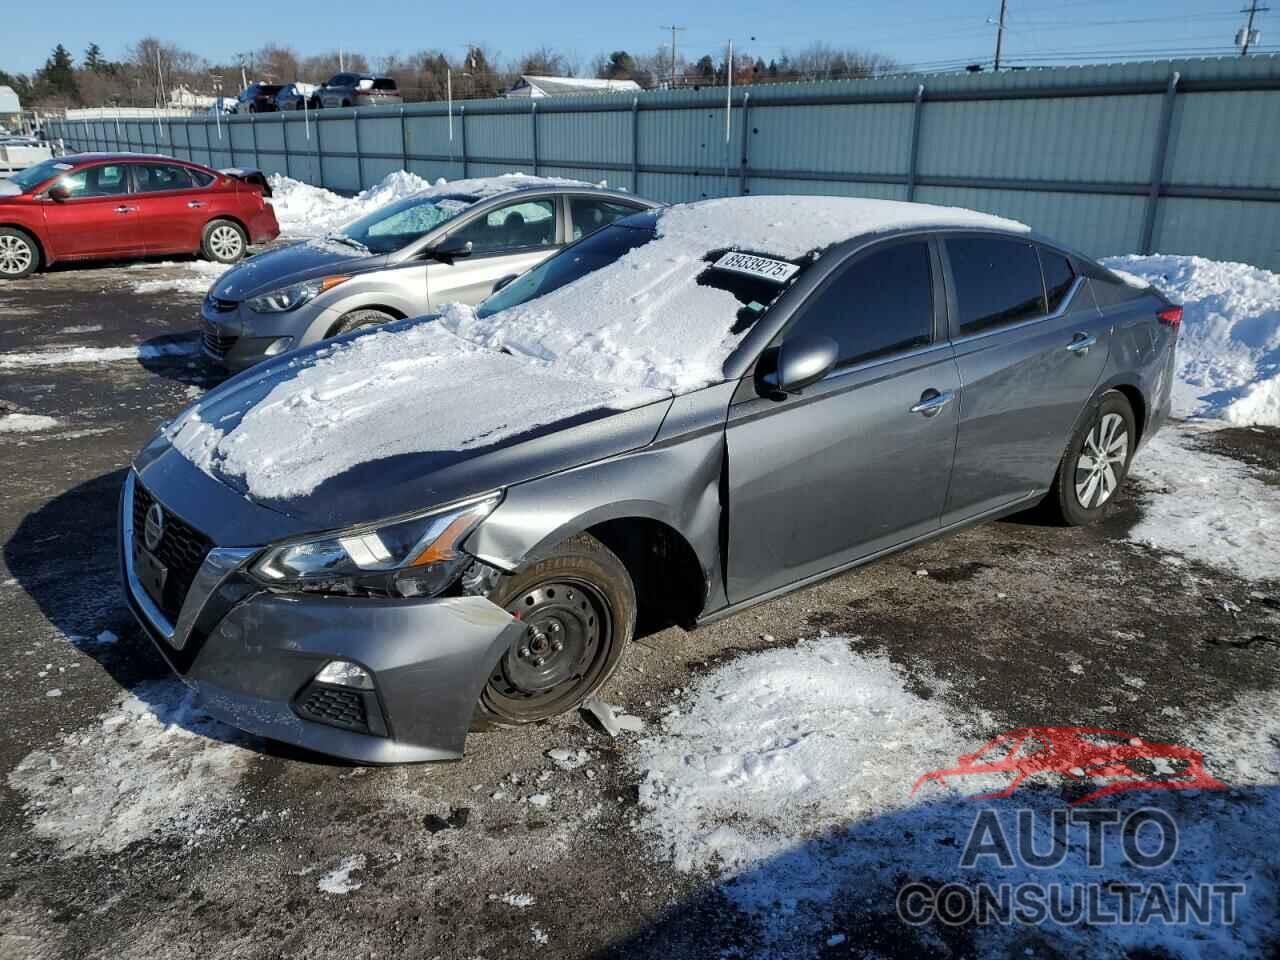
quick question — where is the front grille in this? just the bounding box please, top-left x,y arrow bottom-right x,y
297,686 -> 369,733
202,319 -> 237,358
132,483 -> 215,622
205,294 -> 238,313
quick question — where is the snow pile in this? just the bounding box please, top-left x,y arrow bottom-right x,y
630,638 -> 1277,956
164,323 -> 665,500
0,340 -> 196,367
1104,254 -> 1280,425
0,413 -> 59,433
1127,423 -> 1280,581
268,170 -> 593,238
130,261 -> 230,296
317,855 -> 366,894
7,680 -> 253,853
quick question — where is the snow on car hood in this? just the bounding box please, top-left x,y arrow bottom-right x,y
210,239 -> 385,301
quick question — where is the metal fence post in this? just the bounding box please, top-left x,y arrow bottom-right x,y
459,106 -> 468,178
738,92 -> 751,196
316,114 -> 325,188
250,112 -> 259,169
1141,71 -> 1181,255
907,84 -> 925,202
228,118 -> 236,169
205,119 -> 213,167
399,106 -> 408,172
351,108 -> 362,190
531,101 -> 539,176
282,114 -> 291,180
631,97 -> 640,193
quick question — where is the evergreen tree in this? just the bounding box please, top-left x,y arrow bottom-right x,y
37,44 -> 79,101
84,42 -> 105,72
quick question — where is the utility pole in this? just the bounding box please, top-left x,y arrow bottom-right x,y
1238,1 -> 1269,55
993,0 -> 1009,70
660,25 -> 686,88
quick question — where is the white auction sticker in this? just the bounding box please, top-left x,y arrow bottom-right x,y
711,251 -> 800,284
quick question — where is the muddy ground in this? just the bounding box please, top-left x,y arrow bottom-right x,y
1,259 -> 1277,959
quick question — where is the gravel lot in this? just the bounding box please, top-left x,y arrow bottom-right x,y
1,258 -> 1277,959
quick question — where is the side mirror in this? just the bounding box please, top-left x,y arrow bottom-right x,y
759,334 -> 839,396
492,273 -> 519,293
428,238 -> 473,263
47,183 -> 71,202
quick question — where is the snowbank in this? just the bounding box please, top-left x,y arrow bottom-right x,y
0,413 -> 59,433
0,340 -> 196,368
1103,254 -> 1280,425
130,261 -> 231,296
268,170 -> 594,238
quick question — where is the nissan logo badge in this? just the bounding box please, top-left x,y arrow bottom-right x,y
143,502 -> 165,552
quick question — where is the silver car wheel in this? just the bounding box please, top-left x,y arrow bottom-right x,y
0,234 -> 34,276
208,225 -> 243,261
1074,412 -> 1128,509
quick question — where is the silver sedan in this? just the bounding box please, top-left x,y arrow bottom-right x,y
200,179 -> 657,371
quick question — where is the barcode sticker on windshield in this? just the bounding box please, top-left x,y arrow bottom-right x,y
712,252 -> 800,284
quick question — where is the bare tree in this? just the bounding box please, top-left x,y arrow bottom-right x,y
128,37 -> 203,105
516,46 -> 577,78
300,50 -> 370,82
255,44 -> 301,83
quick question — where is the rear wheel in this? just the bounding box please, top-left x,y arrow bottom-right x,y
201,219 -> 247,264
474,534 -> 636,729
328,308 -> 396,338
1045,391 -> 1136,525
0,228 -> 39,279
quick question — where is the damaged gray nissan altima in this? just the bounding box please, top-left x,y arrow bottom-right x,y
120,195 -> 1178,762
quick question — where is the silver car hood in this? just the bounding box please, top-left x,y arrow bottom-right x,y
0,181 -> 23,197
212,239 -> 390,301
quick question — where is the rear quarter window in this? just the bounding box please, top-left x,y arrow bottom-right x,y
946,236 -> 1046,337
1085,264 -> 1151,308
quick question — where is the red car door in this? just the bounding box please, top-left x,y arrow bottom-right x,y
40,162 -> 142,259
129,162 -> 209,255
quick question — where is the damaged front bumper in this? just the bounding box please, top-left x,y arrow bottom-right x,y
119,471 -> 523,763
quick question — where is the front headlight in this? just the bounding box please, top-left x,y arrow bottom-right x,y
251,493 -> 501,598
246,275 -> 349,313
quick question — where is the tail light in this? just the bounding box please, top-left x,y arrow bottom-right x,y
1157,306 -> 1182,329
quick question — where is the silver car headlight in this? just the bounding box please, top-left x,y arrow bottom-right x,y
246,275 -> 349,313
251,493 -> 501,598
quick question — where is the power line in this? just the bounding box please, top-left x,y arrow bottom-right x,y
1238,0 -> 1270,54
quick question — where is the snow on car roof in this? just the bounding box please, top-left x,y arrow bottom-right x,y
169,195 -> 1028,500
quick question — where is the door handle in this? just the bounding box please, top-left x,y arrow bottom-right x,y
910,389 -> 954,417
1066,333 -> 1097,355
114,205 -> 135,214
187,200 -> 206,208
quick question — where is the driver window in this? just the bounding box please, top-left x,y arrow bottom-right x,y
449,198 -> 556,255
59,164 -> 129,199
787,240 -> 934,368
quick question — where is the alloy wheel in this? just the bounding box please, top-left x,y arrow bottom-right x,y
1074,412 -> 1129,508
208,225 -> 243,261
0,235 -> 34,276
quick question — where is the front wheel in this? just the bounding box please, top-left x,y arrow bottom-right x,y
474,534 -> 636,729
328,308 -> 395,338
1045,391 -> 1136,525
201,219 -> 248,264
0,227 -> 39,279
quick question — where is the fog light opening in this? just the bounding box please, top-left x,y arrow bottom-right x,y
263,336 -> 295,357
315,660 -> 375,690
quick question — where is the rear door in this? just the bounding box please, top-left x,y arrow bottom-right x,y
129,162 -> 209,254
941,235 -> 1108,523
724,237 -> 962,602
566,195 -> 647,242
426,196 -> 561,307
40,162 -> 140,259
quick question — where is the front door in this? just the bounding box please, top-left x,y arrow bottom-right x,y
41,162 -> 139,259
940,236 -> 1109,523
426,196 -> 560,307
725,238 -> 961,603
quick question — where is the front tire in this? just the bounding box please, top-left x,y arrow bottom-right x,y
328,308 -> 396,338
0,227 -> 39,279
474,534 -> 636,729
201,219 -> 248,264
1045,391 -> 1136,525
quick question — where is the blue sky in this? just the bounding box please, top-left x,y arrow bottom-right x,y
2,0 -> 1266,76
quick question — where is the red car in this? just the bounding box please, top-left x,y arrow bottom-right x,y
0,153 -> 280,279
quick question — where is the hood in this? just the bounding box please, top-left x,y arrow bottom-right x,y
211,238 -> 387,301
0,181 -> 23,198
152,320 -> 673,536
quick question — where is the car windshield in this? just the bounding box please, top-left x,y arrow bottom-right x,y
340,193 -> 476,255
9,157 -> 70,193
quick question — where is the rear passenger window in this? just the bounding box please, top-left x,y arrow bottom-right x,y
946,237 -> 1046,336
1039,248 -> 1076,312
134,163 -> 195,193
570,197 -> 639,240
789,241 -> 934,368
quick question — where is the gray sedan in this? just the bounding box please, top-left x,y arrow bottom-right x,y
124,196 -> 1177,763
201,179 -> 656,370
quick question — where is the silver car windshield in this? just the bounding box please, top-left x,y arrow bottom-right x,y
341,194 -> 476,255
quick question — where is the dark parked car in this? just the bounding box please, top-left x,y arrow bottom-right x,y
314,73 -> 402,108
122,196 -> 1177,762
273,82 -> 317,111
0,153 -> 279,278
235,82 -> 285,113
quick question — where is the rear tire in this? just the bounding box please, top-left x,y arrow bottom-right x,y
328,308 -> 395,338
473,534 -> 636,730
0,227 -> 39,279
1044,391 -> 1136,526
201,219 -> 248,264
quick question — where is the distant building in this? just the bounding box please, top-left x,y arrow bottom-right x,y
168,85 -> 217,109
505,75 -> 642,98
0,86 -> 21,126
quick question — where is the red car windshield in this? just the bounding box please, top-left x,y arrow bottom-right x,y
8,157 -> 72,193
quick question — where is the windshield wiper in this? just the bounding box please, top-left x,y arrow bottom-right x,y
324,233 -> 369,252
